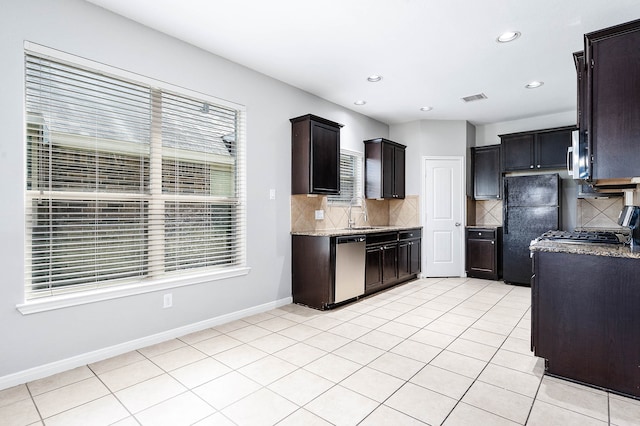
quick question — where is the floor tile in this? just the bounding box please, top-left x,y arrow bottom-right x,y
33,376 -> 110,418
273,342 -> 327,367
193,371 -> 261,410
340,366 -> 405,402
222,388 -> 297,426
114,374 -> 186,414
536,376 -> 609,422
88,351 -> 146,375
430,350 -> 487,379
44,394 -> 129,426
347,313 -> 390,329
169,357 -> 232,388
447,337 -> 498,362
303,331 -> 350,352
366,307 -> 404,320
471,319 -> 515,336
27,366 -> 95,396
276,408 -> 332,425
177,328 -> 221,345
268,369 -> 333,406
192,412 -> 237,425
390,340 -> 442,363
326,322 -> 371,340
357,329 -> 405,351
385,382 -> 457,425
424,319 -> 468,337
134,391 -> 215,426
477,363 -> 541,398
237,355 -> 297,386
150,346 -> 207,371
212,319 -> 251,334
609,393 -> 640,426
459,327 -> 507,348
226,324 -> 273,343
243,311 -> 277,324
0,385 -> 30,408
332,341 -> 385,365
527,399 -> 607,426
368,352 -> 425,381
376,321 -> 420,338
138,339 -> 186,358
303,315 -> 345,331
0,397 -> 41,426
278,324 -> 322,341
443,401 -> 519,426
359,404 -> 427,425
408,328 -> 456,348
490,349 -> 544,377
500,336 -> 533,356
213,344 -> 268,369
461,381 -> 533,424
392,312 -> 434,328
192,334 -> 243,356
248,333 -> 297,354
98,359 -> 164,392
304,353 -> 361,383
410,364 -> 474,400
254,316 -> 297,332
305,385 -> 378,426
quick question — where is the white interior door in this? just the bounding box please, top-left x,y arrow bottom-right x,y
423,156 -> 465,277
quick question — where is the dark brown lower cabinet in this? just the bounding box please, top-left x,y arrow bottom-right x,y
364,229 -> 421,295
465,227 -> 502,280
532,250 -> 640,398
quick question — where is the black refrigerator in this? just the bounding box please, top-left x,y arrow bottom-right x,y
503,174 -> 561,285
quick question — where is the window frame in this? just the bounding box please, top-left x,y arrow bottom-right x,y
18,42 -> 249,315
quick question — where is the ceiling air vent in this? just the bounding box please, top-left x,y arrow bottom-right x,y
462,93 -> 488,103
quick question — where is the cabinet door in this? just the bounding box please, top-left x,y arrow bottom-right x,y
466,238 -> 495,274
589,24 -> 640,180
397,241 -> 410,278
310,120 -> 340,194
473,145 -> 501,200
394,146 -> 406,198
535,130 -> 572,169
382,244 -> 398,283
502,134 -> 534,171
382,143 -> 395,199
365,246 -> 383,291
409,240 -> 421,275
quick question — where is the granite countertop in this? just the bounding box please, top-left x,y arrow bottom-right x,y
466,225 -> 502,229
530,238 -> 640,259
291,225 -> 422,237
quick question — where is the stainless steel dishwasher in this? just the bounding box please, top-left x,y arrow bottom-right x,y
334,235 -> 366,303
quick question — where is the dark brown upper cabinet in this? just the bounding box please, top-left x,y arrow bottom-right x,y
501,126 -> 575,172
584,19 -> 640,181
364,138 -> 406,199
291,114 -> 342,195
471,144 -> 501,200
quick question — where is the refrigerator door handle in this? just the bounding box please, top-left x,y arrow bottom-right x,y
503,180 -> 508,234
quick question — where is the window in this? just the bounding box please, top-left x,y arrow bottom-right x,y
24,48 -> 246,301
327,150 -> 363,205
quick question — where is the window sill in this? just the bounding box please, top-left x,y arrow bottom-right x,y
16,267 -> 251,315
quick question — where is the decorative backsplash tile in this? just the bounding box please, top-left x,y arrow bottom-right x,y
290,194 -> 419,232
576,197 -> 624,229
475,199 -> 502,226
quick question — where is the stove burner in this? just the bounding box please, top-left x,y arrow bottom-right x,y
539,230 -> 623,244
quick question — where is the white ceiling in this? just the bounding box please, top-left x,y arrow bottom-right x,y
86,0 -> 640,126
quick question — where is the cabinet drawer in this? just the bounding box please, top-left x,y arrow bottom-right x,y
399,229 -> 422,240
467,229 -> 496,240
366,232 -> 398,246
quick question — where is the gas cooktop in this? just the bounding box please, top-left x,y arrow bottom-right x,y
539,230 -> 624,245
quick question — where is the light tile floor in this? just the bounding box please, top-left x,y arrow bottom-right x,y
2,277 -> 640,426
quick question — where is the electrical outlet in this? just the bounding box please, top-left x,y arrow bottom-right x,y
269,189 -> 276,200
163,293 -> 173,308
315,210 -> 324,220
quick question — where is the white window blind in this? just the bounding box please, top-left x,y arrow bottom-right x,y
327,150 -> 363,205
24,52 -> 246,300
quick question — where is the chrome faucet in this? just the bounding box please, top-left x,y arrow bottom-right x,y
347,196 -> 368,229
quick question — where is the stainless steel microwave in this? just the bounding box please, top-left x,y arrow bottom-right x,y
567,130 -> 589,180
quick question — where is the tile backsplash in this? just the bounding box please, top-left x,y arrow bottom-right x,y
576,197 -> 624,229
475,199 -> 503,226
290,195 -> 420,232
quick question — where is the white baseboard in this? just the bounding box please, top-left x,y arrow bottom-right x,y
0,296 -> 292,391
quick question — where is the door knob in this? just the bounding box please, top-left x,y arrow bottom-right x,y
455,222 -> 461,227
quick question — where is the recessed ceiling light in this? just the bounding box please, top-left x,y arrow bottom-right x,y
420,106 -> 433,112
367,75 -> 383,82
525,81 -> 544,89
354,100 -> 367,106
497,31 -> 521,43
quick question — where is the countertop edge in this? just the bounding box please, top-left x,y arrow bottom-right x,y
530,239 -> 640,259
291,226 -> 422,237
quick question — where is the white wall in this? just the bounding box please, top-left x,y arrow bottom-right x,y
0,0 -> 388,384
390,120 -> 472,196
